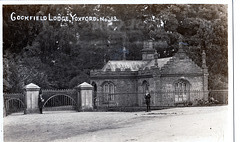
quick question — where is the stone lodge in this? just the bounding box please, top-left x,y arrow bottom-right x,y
90,40 -> 209,107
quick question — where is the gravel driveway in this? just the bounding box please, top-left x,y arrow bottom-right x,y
4,106 -> 230,142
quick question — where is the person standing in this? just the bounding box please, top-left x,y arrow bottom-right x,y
145,91 -> 151,112
38,89 -> 44,114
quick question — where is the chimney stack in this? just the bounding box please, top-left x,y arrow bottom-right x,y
141,40 -> 156,61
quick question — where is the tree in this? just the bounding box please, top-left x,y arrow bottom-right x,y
3,4 -> 228,92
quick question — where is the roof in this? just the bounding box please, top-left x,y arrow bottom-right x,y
25,83 -> 40,89
144,57 -> 172,69
102,57 -> 172,71
102,60 -> 149,71
77,82 -> 93,88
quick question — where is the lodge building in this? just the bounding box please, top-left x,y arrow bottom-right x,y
90,40 -> 209,107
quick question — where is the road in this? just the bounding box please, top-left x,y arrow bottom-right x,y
4,106 -> 230,142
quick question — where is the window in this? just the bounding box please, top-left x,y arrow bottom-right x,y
142,80 -> 149,104
102,82 -> 115,101
142,80 -> 149,94
174,79 -> 190,102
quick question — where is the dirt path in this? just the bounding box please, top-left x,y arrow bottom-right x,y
4,106 -> 229,142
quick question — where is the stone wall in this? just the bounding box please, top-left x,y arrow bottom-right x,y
137,77 -> 154,106
160,56 -> 203,75
155,75 -> 205,106
158,76 -> 203,91
154,50 -> 207,106
91,77 -> 139,106
91,78 -> 137,93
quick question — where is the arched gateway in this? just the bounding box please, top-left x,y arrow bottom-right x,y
41,89 -> 77,111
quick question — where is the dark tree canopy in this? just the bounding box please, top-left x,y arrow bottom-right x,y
3,4 -> 228,92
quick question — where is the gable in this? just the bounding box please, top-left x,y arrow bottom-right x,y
160,56 -> 203,75
143,57 -> 172,70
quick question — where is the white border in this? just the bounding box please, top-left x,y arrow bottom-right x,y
227,1 -> 234,142
0,0 -> 230,5
0,3 -> 3,142
0,1 -> 234,142
234,0 -> 239,142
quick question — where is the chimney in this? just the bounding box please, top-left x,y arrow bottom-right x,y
202,50 -> 207,69
123,47 -> 127,60
141,40 -> 156,61
149,40 -> 153,49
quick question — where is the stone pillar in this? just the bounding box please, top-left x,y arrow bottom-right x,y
152,66 -> 160,106
24,83 -> 40,114
202,50 -> 209,101
154,51 -> 158,67
76,82 -> 93,111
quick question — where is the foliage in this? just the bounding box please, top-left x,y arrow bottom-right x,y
3,4 -> 228,92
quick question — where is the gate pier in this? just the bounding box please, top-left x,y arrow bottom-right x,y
24,83 -> 40,114
76,82 -> 93,111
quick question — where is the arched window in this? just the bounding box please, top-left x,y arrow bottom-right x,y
142,80 -> 149,94
102,82 -> 115,101
174,79 -> 190,102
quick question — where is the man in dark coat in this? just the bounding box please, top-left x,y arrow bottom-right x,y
38,89 -> 44,114
145,91 -> 151,112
